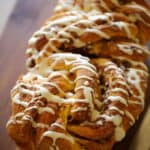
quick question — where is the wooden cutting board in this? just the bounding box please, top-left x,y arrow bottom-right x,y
0,0 -> 149,150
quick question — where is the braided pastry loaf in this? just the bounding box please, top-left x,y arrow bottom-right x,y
7,0 -> 150,150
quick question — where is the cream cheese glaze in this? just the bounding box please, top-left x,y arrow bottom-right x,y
7,0 -> 150,148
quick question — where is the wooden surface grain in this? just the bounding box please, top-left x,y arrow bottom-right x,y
0,0 -> 149,150
0,1 -> 57,149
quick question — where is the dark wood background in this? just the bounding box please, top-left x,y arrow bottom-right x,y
0,0 -> 149,150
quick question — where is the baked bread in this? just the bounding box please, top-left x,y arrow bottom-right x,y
26,1 -> 150,69
7,0 -> 150,150
55,0 -> 150,13
7,53 -> 149,150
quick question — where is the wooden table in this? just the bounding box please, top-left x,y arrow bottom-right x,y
0,0 -> 149,150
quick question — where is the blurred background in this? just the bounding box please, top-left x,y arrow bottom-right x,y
0,0 -> 17,37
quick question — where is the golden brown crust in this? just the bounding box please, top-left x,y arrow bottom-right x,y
26,2 -> 150,68
7,53 -> 149,150
6,0 -> 150,150
55,0 -> 150,13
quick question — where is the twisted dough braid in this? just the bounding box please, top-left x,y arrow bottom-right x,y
7,0 -> 150,150
7,53 -> 149,150
55,0 -> 150,13
26,1 -> 150,68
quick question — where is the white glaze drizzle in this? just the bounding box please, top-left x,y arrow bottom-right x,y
99,0 -> 111,11
128,100 -> 142,105
70,65 -> 97,75
7,113 -> 49,129
113,56 -> 148,71
43,130 -> 74,146
8,0 -> 150,147
129,2 -> 150,18
12,53 -> 101,128
49,71 -> 74,85
110,0 -> 119,6
25,105 -> 55,115
75,85 -> 94,92
86,28 -> 110,39
136,14 -> 150,27
64,98 -> 89,104
12,93 -> 28,107
51,122 -> 66,130
108,106 -> 124,115
111,22 -> 133,39
113,80 -> 128,87
23,115 -> 49,129
50,53 -> 88,60
66,92 -> 74,98
126,68 -> 147,105
75,75 -> 93,82
27,10 -> 140,67
89,14 -> 110,22
82,86 -> 100,121
55,0 -> 75,12
104,65 -> 118,72
97,114 -> 126,141
106,95 -> 127,106
71,107 -> 88,113
117,43 -> 150,55
98,114 -> 122,126
110,88 -> 128,95
44,82 -> 66,96
117,44 -> 134,55
19,88 -> 39,96
125,110 -> 135,125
